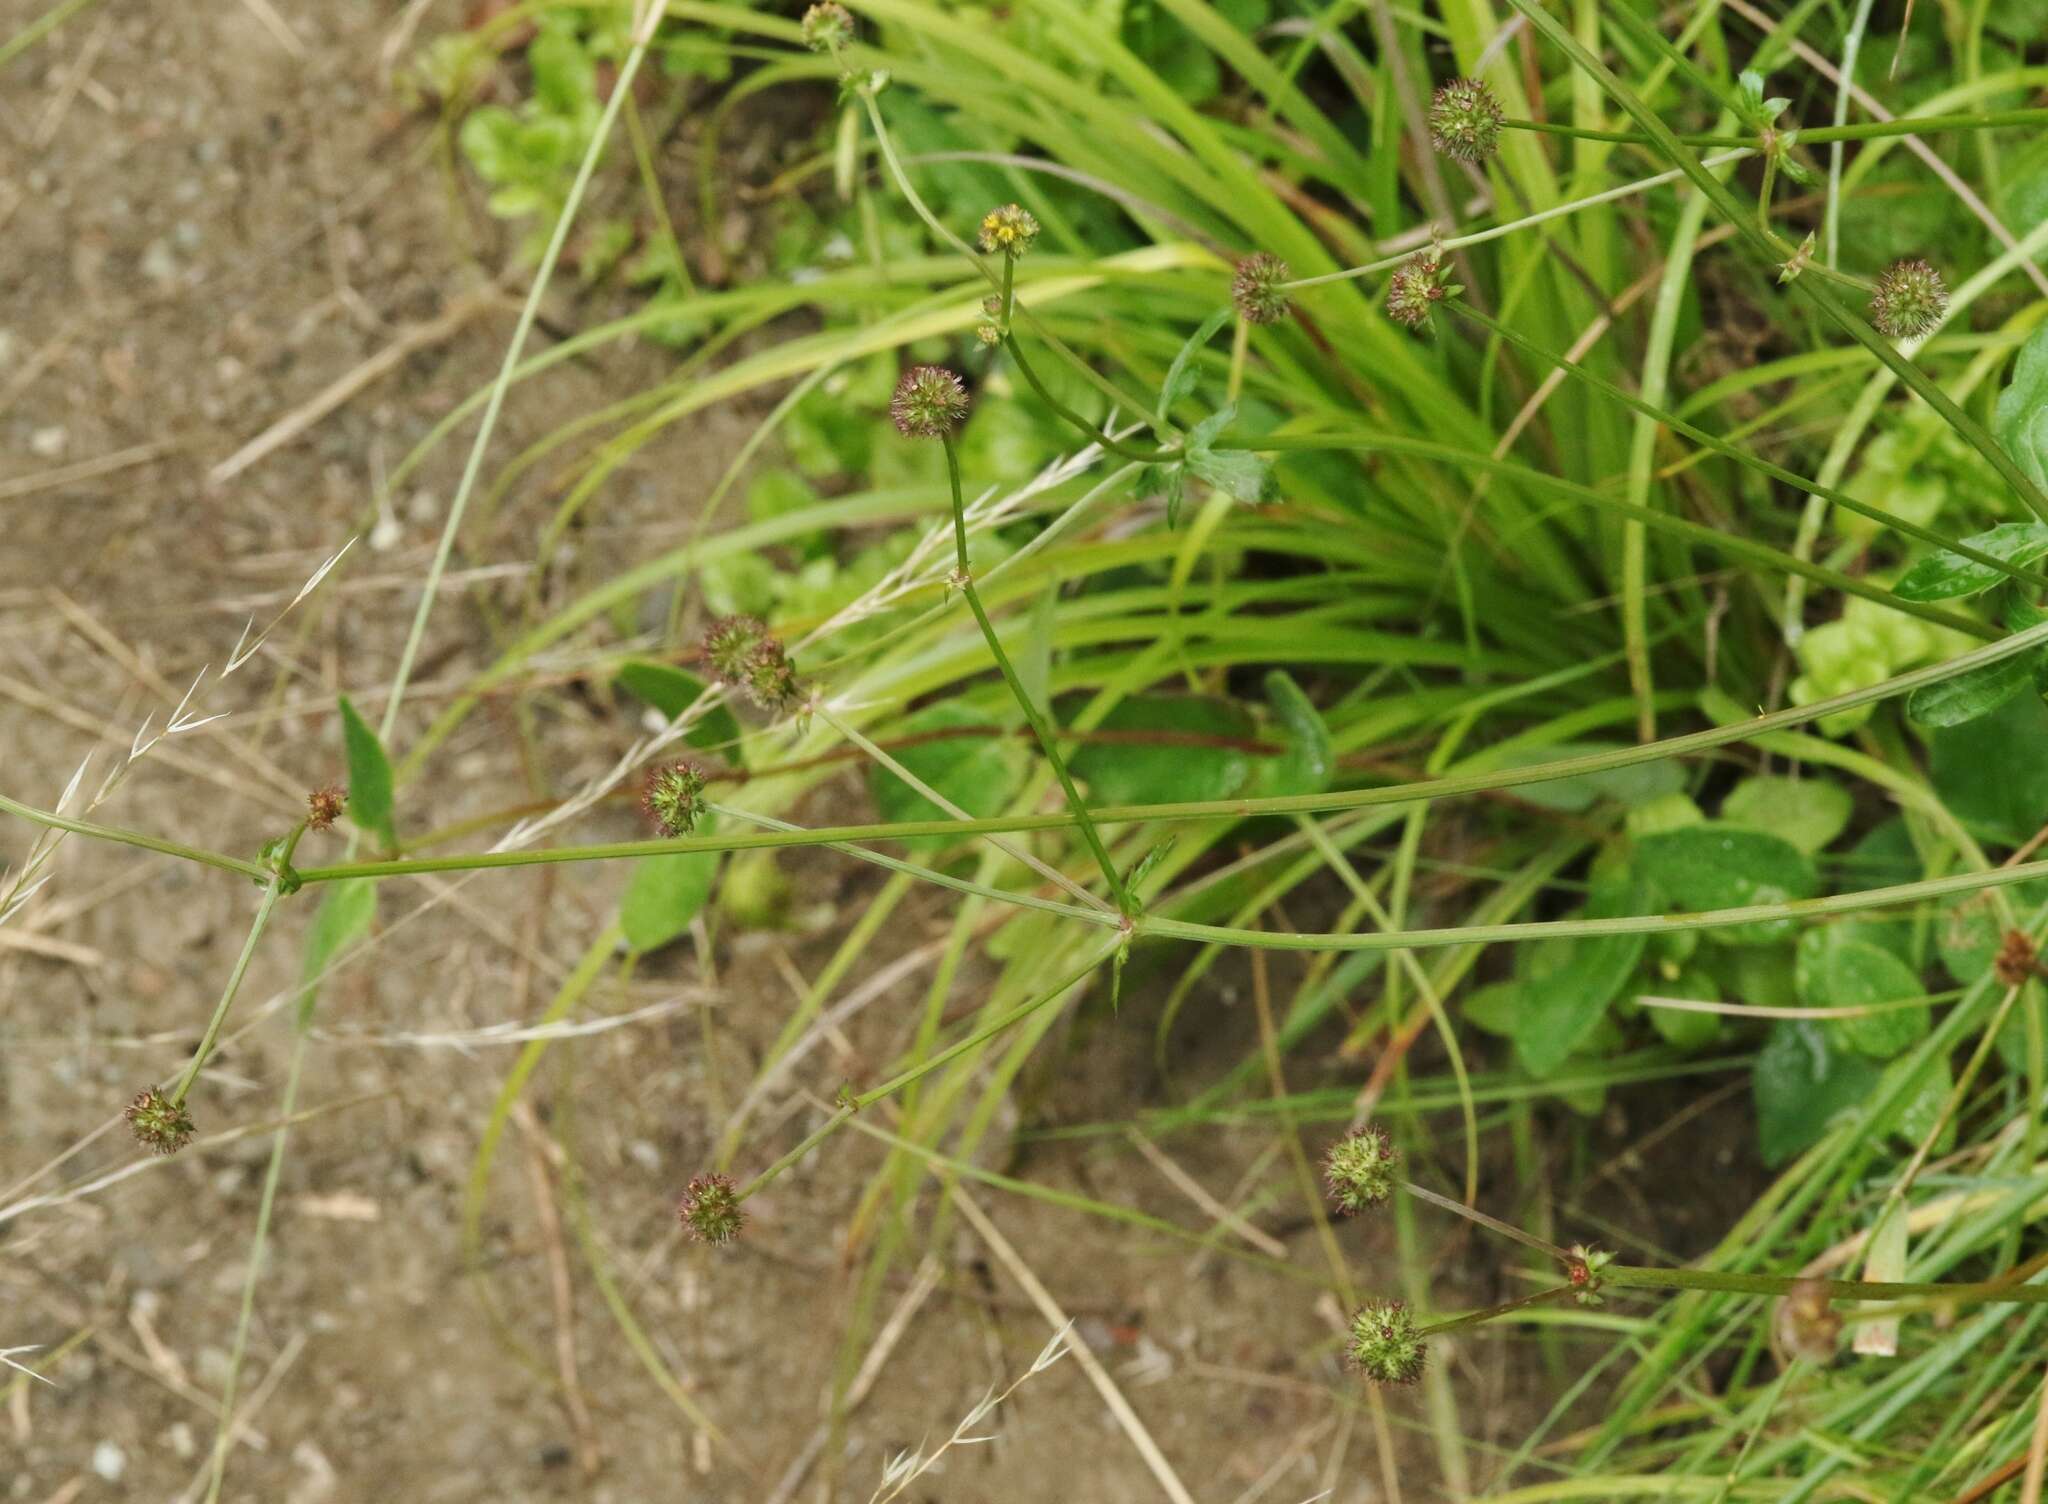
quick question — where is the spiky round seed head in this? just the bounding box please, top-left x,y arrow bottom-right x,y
1385,251 -> 1454,331
306,784 -> 347,833
1428,78 -> 1505,162
702,614 -> 769,685
125,1088 -> 195,1156
1869,258 -> 1947,340
643,762 -> 708,837
1995,929 -> 2040,989
1346,1299 -> 1426,1385
1231,253 -> 1292,325
742,640 -> 802,711
678,1173 -> 745,1245
1323,1126 -> 1398,1215
978,203 -> 1040,257
890,365 -> 970,440
800,2 -> 854,52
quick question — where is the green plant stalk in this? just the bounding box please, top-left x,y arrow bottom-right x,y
1500,0 -> 2048,525
1503,107 -> 2048,149
709,801 -> 1114,927
170,874 -> 286,1107
1419,1285 -> 1580,1337
0,790 -> 268,880
854,84 -> 1156,431
268,612 -> 2048,874
1280,149 -> 1755,291
1443,301 -> 2048,590
1602,1265 -> 2048,1307
378,0 -> 666,743
941,435 -> 1131,913
201,1029 -> 309,1504
735,943 -> 1114,1203
997,261 -> 1172,463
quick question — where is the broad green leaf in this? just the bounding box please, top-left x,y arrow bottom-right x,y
613,661 -> 744,756
1157,307 -> 1232,423
1461,980 -> 1520,1038
1626,791 -> 1705,838
1892,521 -> 2048,601
1184,445 -> 1274,503
1250,670 -> 1332,797
1635,824 -> 1820,945
1841,817 -> 1922,890
1753,1020 -> 1884,1166
298,878 -> 377,1026
338,695 -> 396,852
1994,323 -> 2048,494
868,701 -> 1029,846
1795,927 -> 1929,1058
1069,694 -> 1253,806
1487,743 -> 1686,813
1513,870 -> 1649,1077
1931,690 -> 2048,843
620,850 -> 719,953
1906,650 -> 2035,727
1721,776 -> 1853,853
1938,891 -> 2005,985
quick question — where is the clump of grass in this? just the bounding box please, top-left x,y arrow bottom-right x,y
9,0 -> 2048,1495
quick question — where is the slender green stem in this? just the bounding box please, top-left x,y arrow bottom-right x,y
201,1028 -> 308,1504
170,874 -> 287,1106
995,248 -> 1172,464
1500,0 -> 2048,525
736,943 -> 1113,1203
941,436 -> 1131,913
1280,149 -> 1754,291
0,791 -> 268,881
1501,109 -> 2048,149
1444,300 -> 2048,592
1403,1179 -> 1570,1261
1603,1264 -> 2048,1307
378,0 -> 666,743
1505,119 -> 1750,147
284,616 -> 2048,881
1419,1285 -> 1579,1337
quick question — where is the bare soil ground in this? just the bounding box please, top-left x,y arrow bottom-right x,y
0,6 -> 1682,1501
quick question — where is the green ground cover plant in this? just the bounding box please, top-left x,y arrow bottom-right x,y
8,0 -> 2048,1496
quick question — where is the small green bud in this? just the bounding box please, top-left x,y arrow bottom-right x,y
1322,1126 -> 1398,1215
126,1088 -> 195,1156
890,365 -> 970,440
977,203 -> 1040,257
1231,252 -> 1291,325
800,2 -> 854,53
1346,1299 -> 1426,1385
642,761 -> 708,837
1869,258 -> 1947,340
678,1172 -> 746,1246
1428,78 -> 1504,163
